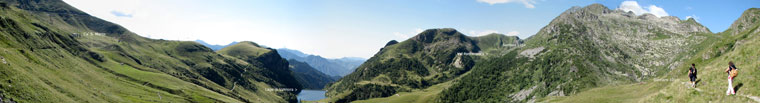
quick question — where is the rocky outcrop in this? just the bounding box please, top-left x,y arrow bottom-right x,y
729,8 -> 760,35
440,4 -> 718,102
325,28 -> 480,102
529,3 -> 712,79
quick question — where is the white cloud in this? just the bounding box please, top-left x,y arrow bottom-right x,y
468,30 -> 499,36
685,14 -> 700,22
646,5 -> 668,17
617,1 -> 669,17
62,0 -> 289,46
505,31 -> 519,36
468,30 -> 519,36
415,28 -> 424,34
394,28 -> 424,40
394,32 -> 410,39
477,0 -> 537,8
618,1 -> 646,15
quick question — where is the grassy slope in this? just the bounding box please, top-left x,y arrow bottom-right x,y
345,67 -> 477,103
471,33 -> 522,55
350,80 -> 453,103
0,5 -> 241,102
217,41 -> 271,58
307,71 -> 463,103
81,37 -> 291,103
216,41 -> 304,102
312,33 -> 517,103
0,1 -> 297,102
339,34 -> 521,103
540,8 -> 760,103
73,17 -> 296,103
217,41 -> 303,90
323,28 -> 480,102
320,4 -> 716,103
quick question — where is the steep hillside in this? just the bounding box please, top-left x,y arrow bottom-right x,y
217,41 -> 303,94
318,3 -> 716,103
0,0 -> 301,102
321,33 -> 523,103
277,48 -> 365,77
471,33 -> 523,55
542,8 -> 760,103
439,4 -> 713,102
729,8 -> 760,35
288,60 -> 336,90
324,28 -> 487,102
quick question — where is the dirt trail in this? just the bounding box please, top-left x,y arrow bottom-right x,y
741,94 -> 760,102
679,81 -> 759,102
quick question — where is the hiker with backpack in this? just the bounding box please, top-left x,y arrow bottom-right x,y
725,61 -> 738,95
688,64 -> 697,88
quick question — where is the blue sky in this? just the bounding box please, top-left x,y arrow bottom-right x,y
63,0 -> 759,58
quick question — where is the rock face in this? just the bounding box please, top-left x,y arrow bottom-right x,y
218,41 -> 303,95
729,8 -> 760,35
527,3 -> 711,79
519,46 -> 544,59
439,3 -> 715,102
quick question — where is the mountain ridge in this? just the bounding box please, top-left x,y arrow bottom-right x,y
276,48 -> 365,77
288,60 -> 336,90
440,3 -> 714,102
324,28 -> 487,102
323,3 -> 717,103
0,0 -> 303,102
541,7 -> 760,102
195,40 -> 238,51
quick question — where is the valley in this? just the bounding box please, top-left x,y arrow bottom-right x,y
0,0 -> 758,103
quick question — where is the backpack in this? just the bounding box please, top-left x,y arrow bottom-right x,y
730,65 -> 738,78
691,67 -> 697,78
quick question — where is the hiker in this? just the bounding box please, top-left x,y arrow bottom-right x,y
688,64 -> 697,88
725,61 -> 738,95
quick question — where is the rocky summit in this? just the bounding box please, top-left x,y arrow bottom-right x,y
324,3 -> 721,103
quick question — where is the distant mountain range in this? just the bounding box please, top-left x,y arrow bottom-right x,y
194,40 -> 363,89
195,40 -> 238,51
288,60 -> 336,90
195,41 -> 367,78
277,48 -> 366,78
